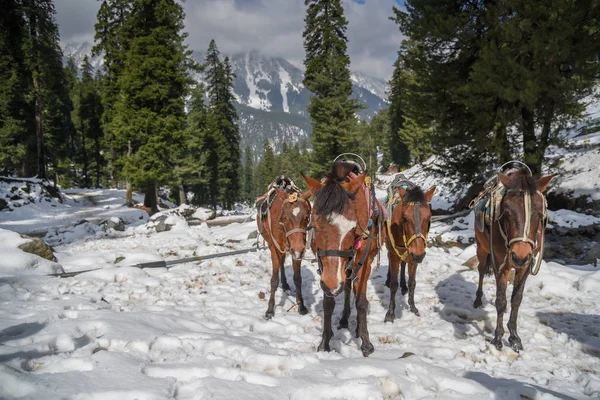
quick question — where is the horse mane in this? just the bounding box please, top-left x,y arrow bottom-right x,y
314,161 -> 357,217
505,168 -> 537,194
403,186 -> 427,206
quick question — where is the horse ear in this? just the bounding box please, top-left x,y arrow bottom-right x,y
343,171 -> 366,194
424,185 -> 436,202
301,172 -> 323,194
536,174 -> 554,192
499,173 -> 511,187
300,190 -> 313,201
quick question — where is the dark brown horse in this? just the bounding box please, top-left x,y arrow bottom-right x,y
473,168 -> 553,351
257,188 -> 312,320
303,162 -> 385,357
384,183 -> 435,320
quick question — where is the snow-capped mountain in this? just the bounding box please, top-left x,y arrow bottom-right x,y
62,43 -> 389,158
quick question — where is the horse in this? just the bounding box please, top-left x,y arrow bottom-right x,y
472,168 -> 553,351
384,179 -> 435,320
256,187 -> 312,320
302,161 -> 385,357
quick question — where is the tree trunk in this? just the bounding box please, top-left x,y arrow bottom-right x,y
125,180 -> 133,206
178,183 -> 186,205
143,183 -> 159,214
33,75 -> 45,179
80,107 -> 88,187
95,137 -> 101,188
520,107 -> 540,176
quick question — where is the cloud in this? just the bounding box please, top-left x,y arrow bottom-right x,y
54,0 -> 403,80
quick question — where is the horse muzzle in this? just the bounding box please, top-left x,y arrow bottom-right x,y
291,249 -> 305,261
510,252 -> 532,268
410,252 -> 426,264
320,280 -> 344,297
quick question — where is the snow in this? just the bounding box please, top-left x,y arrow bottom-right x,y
1,186 -> 600,399
279,65 -> 291,113
548,209 -> 600,228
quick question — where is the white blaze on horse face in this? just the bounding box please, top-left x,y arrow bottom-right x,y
329,213 -> 356,284
292,207 -> 300,217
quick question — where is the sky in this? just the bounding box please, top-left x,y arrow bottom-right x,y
53,0 -> 404,81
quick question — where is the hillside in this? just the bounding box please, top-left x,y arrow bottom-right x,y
63,43 -> 389,157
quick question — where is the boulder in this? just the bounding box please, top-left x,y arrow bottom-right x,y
247,229 -> 259,240
102,217 -> 126,232
18,236 -> 57,262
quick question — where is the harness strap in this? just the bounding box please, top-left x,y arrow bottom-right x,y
386,219 -> 409,261
348,230 -> 374,281
267,207 -> 286,254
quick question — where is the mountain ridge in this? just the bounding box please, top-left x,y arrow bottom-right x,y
62,42 -> 389,157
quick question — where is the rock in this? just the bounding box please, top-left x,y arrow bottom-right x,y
587,243 -> 600,267
18,236 -> 57,262
103,217 -> 125,232
0,198 -> 8,211
462,255 -> 479,270
247,229 -> 259,240
147,209 -> 188,232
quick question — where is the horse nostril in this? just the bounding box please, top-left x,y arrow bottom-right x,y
511,252 -> 531,267
411,253 -> 425,263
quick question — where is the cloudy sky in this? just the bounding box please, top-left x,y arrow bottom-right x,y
54,0 -> 404,80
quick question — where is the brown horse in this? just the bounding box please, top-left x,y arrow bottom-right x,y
303,162 -> 385,357
384,183 -> 435,320
473,168 -> 553,351
257,188 -> 312,320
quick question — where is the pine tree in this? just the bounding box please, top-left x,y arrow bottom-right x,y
110,0 -> 194,213
242,146 -> 254,204
387,55 -> 411,168
260,139 -> 276,192
0,0 -> 31,175
302,0 -> 362,177
204,41 -> 241,210
79,56 -> 104,188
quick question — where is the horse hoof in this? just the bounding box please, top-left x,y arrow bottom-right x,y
264,311 -> 274,320
509,338 -> 523,352
410,306 -> 420,316
490,337 -> 503,351
337,319 -> 349,330
298,305 -> 308,315
473,299 -> 482,309
361,342 -> 374,357
281,284 -> 291,292
401,287 -> 408,296
384,312 -> 395,323
317,341 -> 330,352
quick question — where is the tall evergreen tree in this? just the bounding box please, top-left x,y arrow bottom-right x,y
79,56 -> 104,187
110,0 -> 194,213
302,0 -> 362,176
0,0 -> 31,175
204,41 -> 241,209
387,55 -> 411,168
242,146 -> 254,204
260,139 -> 276,192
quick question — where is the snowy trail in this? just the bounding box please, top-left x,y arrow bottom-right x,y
1,217 -> 599,399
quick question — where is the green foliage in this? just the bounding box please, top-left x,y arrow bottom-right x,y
204,40 -> 241,209
394,0 -> 600,178
241,146 -> 254,204
302,0 -> 362,177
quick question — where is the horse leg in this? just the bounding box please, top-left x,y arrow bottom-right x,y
474,249 -> 490,308
265,250 -> 284,320
292,258 -> 308,315
508,267 -> 530,352
317,293 -> 335,352
355,263 -> 374,357
280,256 -> 290,291
384,266 -> 391,288
407,262 -> 419,316
490,267 -> 510,350
385,253 -> 400,323
338,277 -> 351,330
400,262 -> 408,295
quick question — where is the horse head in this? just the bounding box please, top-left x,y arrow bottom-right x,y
390,185 -> 435,263
274,188 -> 312,261
302,162 -> 368,297
497,169 -> 553,268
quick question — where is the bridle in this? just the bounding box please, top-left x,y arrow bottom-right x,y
386,193 -> 430,261
493,189 -> 548,274
312,181 -> 377,284
268,192 -> 311,255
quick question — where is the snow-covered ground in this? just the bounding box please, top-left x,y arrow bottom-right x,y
1,196 -> 599,399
